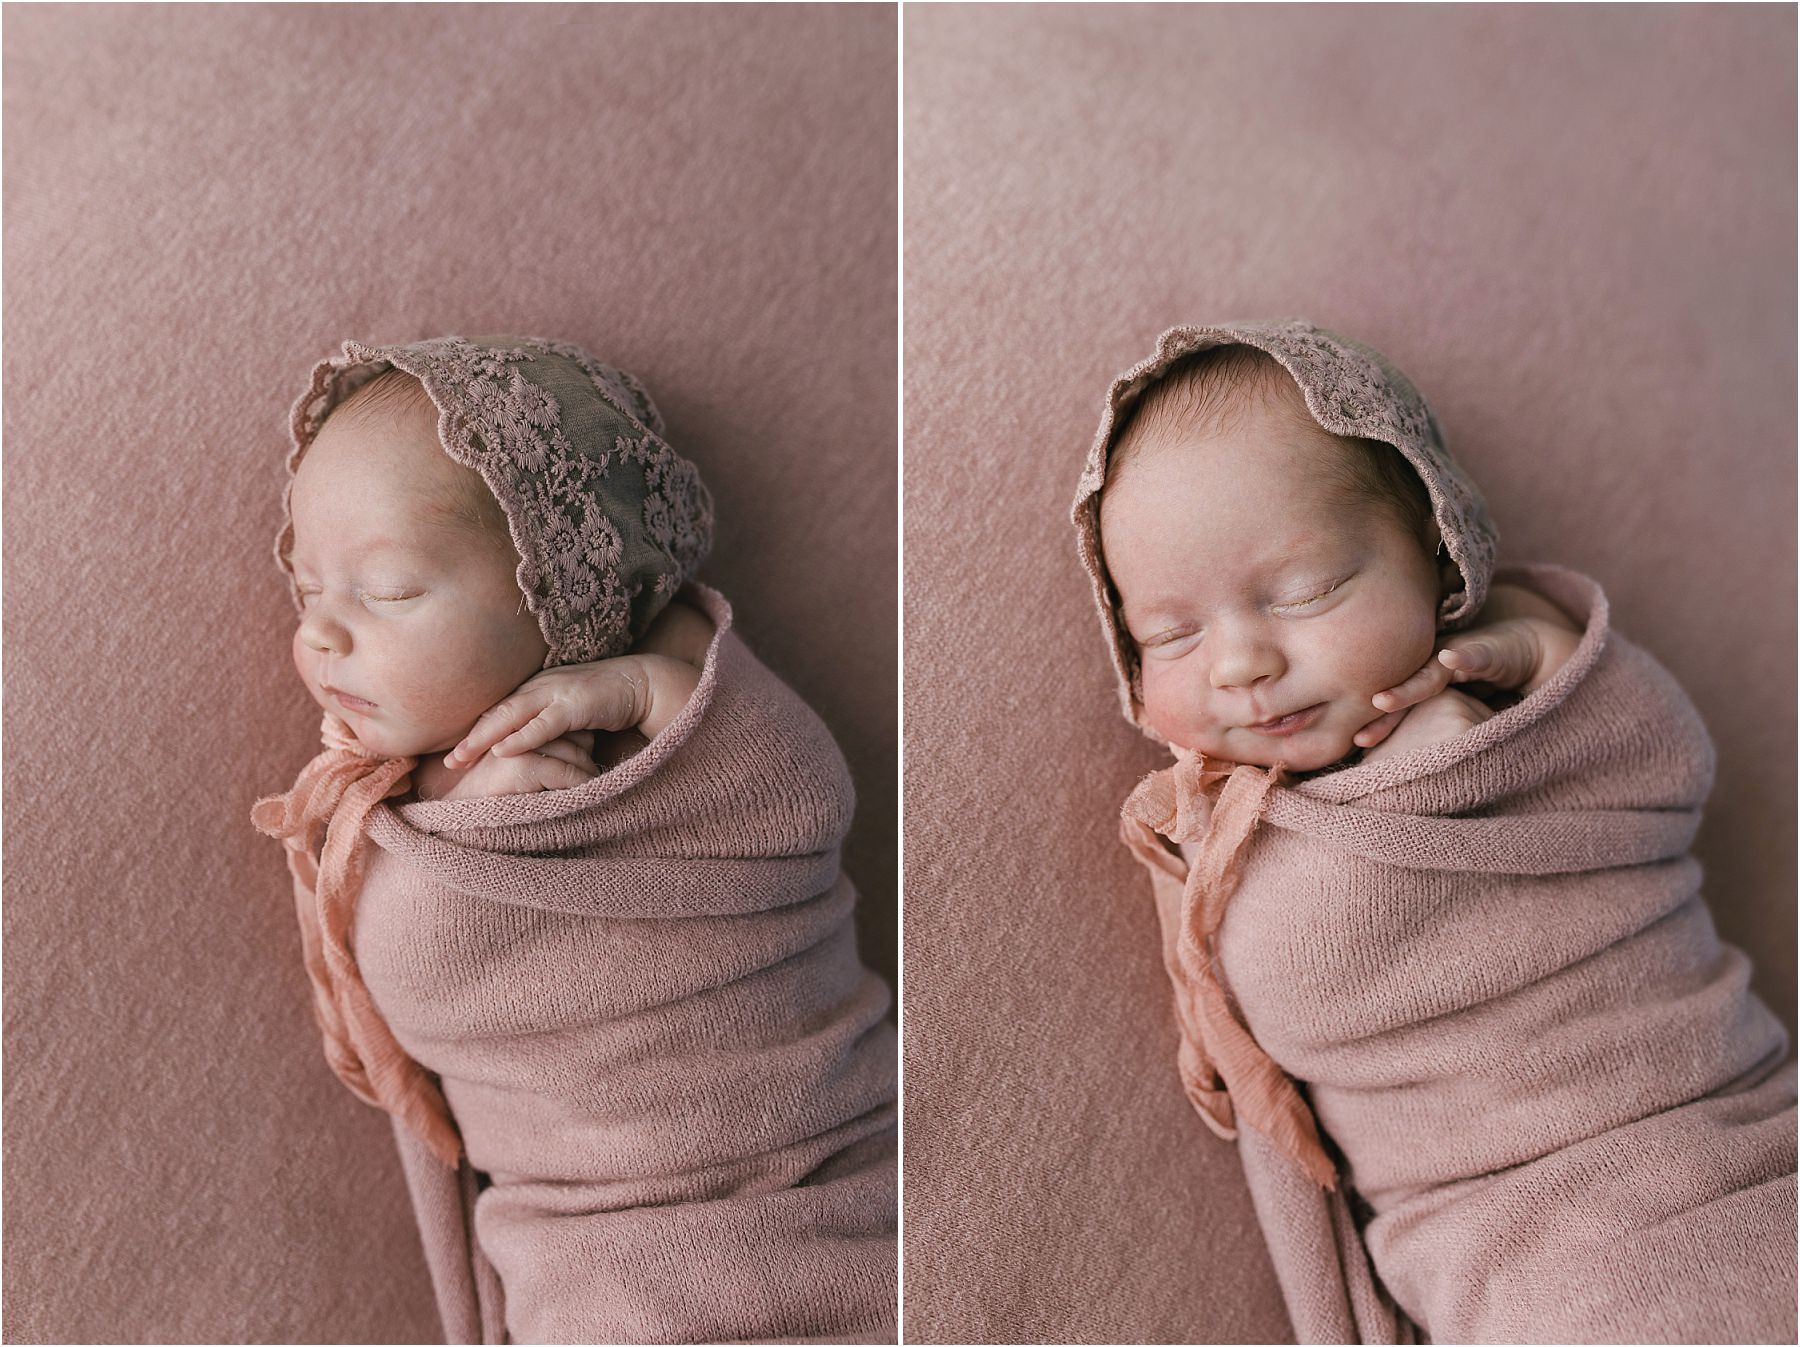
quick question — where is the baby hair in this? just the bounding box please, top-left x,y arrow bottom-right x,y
1107,344 -> 1434,547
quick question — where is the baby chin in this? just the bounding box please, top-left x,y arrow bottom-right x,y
309,694 -> 429,758
1193,699 -> 1369,772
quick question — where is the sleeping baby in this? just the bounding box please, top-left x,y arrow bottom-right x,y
1094,338 -> 1579,778
254,336 -> 896,1345
1071,321 -> 1796,1344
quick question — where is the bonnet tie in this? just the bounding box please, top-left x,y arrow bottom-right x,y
1121,755 -> 1338,1191
251,713 -> 462,1168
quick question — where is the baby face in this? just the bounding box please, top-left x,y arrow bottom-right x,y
285,393 -> 548,759
1100,391 -> 1445,773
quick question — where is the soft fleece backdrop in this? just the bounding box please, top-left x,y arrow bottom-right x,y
904,5 -> 1795,1344
3,5 -> 895,1341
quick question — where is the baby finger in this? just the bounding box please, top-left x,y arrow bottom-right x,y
1438,642 -> 1494,681
1354,707 -> 1408,749
491,706 -> 576,757
526,755 -> 598,792
534,735 -> 598,773
448,695 -> 546,766
1447,624 -> 1542,693
1373,660 -> 1450,712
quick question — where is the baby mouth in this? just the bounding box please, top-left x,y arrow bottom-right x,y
324,685 -> 378,712
1246,703 -> 1326,736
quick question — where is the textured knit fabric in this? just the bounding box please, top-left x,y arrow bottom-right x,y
349,584 -> 894,1343
1122,565 -> 1797,1343
1122,754 -> 1336,1190
1071,319 -> 1497,737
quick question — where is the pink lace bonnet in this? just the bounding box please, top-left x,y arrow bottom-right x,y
275,334 -> 714,668
1070,319 -> 1499,736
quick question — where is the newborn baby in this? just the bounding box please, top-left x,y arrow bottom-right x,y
255,336 -> 896,1344
1073,321 -> 1796,1344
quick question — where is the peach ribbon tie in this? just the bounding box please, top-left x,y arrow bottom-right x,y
1123,753 -> 1339,1191
250,712 -> 462,1167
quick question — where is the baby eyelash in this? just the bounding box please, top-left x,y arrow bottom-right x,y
1275,579 -> 1345,612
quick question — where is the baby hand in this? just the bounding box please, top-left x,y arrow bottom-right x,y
444,654 -> 701,770
1355,593 -> 1581,752
421,731 -> 599,801
1358,688 -> 1495,765
1353,621 -> 1540,749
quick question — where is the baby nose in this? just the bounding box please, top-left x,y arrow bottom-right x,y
297,607 -> 350,655
1208,628 -> 1284,691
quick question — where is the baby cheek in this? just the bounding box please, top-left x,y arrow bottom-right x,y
380,648 -> 495,725
1138,662 -> 1212,749
385,621 -> 540,727
1336,608 -> 1437,696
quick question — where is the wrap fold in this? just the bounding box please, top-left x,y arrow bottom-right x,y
1121,564 -> 1797,1344
259,584 -> 896,1344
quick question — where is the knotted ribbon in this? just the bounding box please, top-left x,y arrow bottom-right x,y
1121,751 -> 1338,1190
250,713 -> 462,1167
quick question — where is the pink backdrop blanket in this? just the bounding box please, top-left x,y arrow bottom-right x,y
269,585 -> 897,1343
1122,565 -> 1797,1343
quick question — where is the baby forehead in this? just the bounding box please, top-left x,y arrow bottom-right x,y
297,399 -> 492,492
286,458 -> 497,560
1104,426 -> 1358,511
289,448 -> 478,515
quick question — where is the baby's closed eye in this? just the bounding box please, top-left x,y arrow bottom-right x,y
1272,576 -> 1350,613
296,584 -> 422,606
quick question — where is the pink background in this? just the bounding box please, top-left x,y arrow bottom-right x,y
3,4 -> 894,1341
904,5 -> 1795,1342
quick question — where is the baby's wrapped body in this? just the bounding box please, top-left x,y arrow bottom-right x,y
1127,565 -> 1795,1343
356,586 -> 897,1344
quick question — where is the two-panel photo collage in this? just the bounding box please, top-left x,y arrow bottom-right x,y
4,3 -> 1795,1344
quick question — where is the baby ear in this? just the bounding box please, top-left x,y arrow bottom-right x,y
1427,525 -> 1463,599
